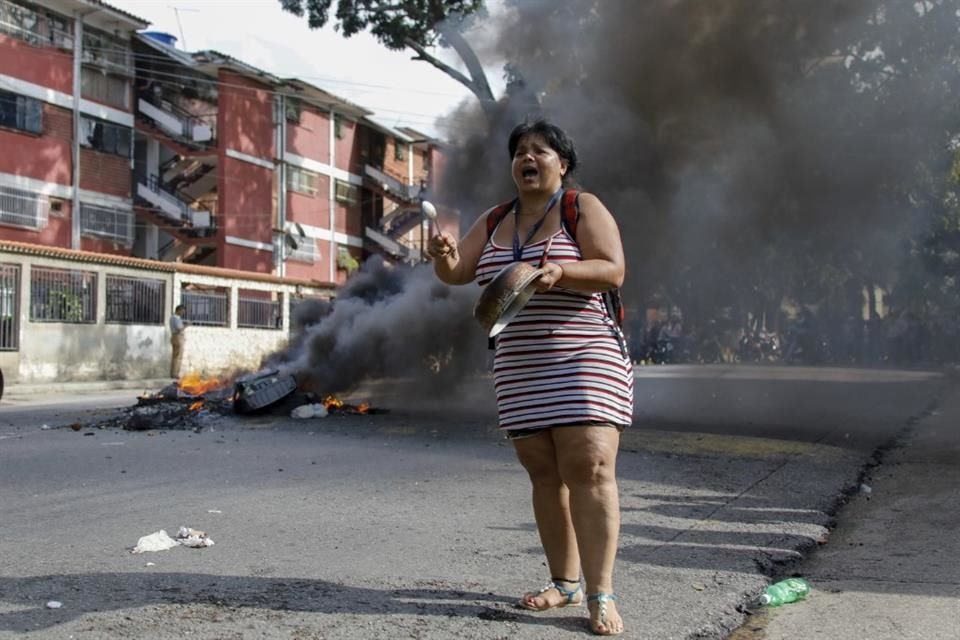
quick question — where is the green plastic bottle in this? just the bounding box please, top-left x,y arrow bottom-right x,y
759,577 -> 811,607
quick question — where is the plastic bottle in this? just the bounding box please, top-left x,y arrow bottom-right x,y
758,578 -> 811,607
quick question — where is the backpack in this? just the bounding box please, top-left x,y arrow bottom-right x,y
485,189 -> 625,329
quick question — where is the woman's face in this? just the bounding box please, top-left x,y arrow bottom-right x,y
511,133 -> 567,194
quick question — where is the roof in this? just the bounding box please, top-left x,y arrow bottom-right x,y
78,0 -> 149,29
0,240 -> 337,290
363,115 -> 415,143
283,78 -> 371,119
134,33 -> 203,70
192,49 -> 282,85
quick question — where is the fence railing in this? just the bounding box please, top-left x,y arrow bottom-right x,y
238,294 -> 282,330
181,289 -> 228,327
0,263 -> 19,350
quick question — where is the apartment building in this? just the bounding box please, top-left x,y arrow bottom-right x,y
0,0 -> 146,254
0,0 -> 451,287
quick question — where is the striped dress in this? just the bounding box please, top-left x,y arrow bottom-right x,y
475,225 -> 634,432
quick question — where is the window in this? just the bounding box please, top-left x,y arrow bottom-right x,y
394,139 -> 405,161
81,68 -> 130,109
0,0 -> 40,45
286,236 -> 318,263
82,27 -> 133,76
287,166 -> 319,196
80,202 -> 133,245
30,266 -> 97,323
0,185 -> 48,230
45,11 -> 71,49
285,98 -> 301,124
0,89 -> 42,135
334,179 -> 359,204
334,114 -> 344,139
105,275 -> 165,325
80,116 -> 132,157
0,263 -> 20,351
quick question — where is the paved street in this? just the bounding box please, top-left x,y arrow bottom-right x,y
0,366 -> 947,639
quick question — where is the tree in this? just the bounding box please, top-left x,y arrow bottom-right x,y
279,0 -> 497,117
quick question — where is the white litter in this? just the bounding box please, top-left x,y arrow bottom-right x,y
46,601 -> 62,609
291,403 -> 328,419
132,530 -> 179,554
176,526 -> 215,548
860,483 -> 873,494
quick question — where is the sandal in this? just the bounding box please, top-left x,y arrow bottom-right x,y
518,577 -> 583,610
587,592 -> 623,636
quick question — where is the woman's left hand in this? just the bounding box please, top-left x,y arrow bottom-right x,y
535,262 -> 564,291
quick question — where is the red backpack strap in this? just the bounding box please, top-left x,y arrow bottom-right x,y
485,199 -> 517,239
560,189 -> 580,238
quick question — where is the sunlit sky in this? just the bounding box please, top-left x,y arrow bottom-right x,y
110,0 -> 506,138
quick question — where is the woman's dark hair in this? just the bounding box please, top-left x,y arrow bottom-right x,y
508,120 -> 578,177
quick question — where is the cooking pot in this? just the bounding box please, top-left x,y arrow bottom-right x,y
474,261 -> 544,337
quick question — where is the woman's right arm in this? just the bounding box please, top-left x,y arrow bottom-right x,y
428,208 -> 494,285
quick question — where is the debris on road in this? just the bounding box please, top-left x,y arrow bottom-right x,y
45,601 -> 62,609
132,529 -> 179,554
176,526 -> 215,548
291,402 -> 328,419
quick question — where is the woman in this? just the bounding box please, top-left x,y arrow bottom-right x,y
427,120 -> 633,636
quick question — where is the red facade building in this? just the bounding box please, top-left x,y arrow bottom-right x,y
0,0 -> 452,287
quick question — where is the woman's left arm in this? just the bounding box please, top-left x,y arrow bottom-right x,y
537,192 -> 625,293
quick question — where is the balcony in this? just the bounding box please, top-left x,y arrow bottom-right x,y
136,173 -> 213,230
138,95 -> 214,146
363,165 -> 422,203
364,226 -> 417,264
0,0 -> 73,50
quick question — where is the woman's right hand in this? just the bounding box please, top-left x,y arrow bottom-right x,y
427,232 -> 458,260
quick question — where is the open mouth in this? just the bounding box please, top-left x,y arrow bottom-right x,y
521,167 -> 539,180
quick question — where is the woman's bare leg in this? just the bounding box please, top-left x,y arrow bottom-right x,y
512,430 -> 582,608
553,426 -> 623,635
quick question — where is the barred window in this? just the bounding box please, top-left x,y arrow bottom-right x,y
80,202 -> 133,245
0,89 -> 43,134
181,288 -> 228,327
0,185 -> 48,230
0,263 -> 20,351
334,179 -> 359,204
237,291 -> 282,330
80,116 -> 132,157
0,0 -> 40,45
287,236 -> 318,263
105,275 -> 165,325
394,139 -> 405,161
30,266 -> 96,323
82,26 -> 133,76
81,68 -> 130,110
287,166 -> 319,196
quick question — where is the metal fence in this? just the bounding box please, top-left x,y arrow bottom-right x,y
105,275 -> 165,325
0,263 -> 19,350
30,266 -> 97,323
237,291 -> 282,330
181,289 -> 228,327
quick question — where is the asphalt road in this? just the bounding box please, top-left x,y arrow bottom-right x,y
0,366 -> 946,639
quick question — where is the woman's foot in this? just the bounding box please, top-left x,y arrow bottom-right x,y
518,579 -> 583,610
587,593 -> 623,635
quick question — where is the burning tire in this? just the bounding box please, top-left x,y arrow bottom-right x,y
232,370 -> 296,414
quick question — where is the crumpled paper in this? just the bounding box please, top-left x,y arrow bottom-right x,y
131,527 -> 215,553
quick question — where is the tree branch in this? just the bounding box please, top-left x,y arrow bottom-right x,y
403,36 -> 497,119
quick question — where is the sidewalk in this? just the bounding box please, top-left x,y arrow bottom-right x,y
2,378 -> 172,402
734,378 -> 960,640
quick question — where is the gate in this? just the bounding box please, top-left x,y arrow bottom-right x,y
0,264 -> 20,351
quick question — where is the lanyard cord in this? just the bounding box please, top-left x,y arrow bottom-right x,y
513,188 -> 564,262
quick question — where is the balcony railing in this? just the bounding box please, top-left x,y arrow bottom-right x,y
0,0 -> 73,49
363,165 -> 422,202
138,93 -> 214,145
137,173 -> 213,229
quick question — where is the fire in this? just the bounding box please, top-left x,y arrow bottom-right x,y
178,372 -> 226,396
322,395 -> 370,414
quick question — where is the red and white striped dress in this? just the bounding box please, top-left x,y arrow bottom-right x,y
476,226 -> 634,433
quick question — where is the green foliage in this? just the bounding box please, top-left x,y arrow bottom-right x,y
279,0 -> 485,49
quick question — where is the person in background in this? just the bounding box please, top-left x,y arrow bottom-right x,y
427,119 -> 633,636
169,304 -> 186,379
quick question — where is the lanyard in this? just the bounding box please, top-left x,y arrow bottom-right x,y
513,188 -> 563,262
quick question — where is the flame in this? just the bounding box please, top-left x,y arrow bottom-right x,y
188,401 -> 204,411
322,395 -> 344,409
178,372 -> 226,396
356,402 -> 370,414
